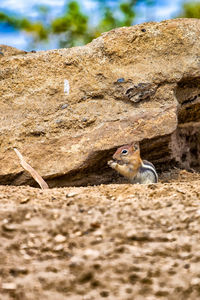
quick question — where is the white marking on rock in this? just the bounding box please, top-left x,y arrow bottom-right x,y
64,79 -> 70,95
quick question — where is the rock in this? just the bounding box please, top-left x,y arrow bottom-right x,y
66,192 -> 77,197
61,104 -> 68,109
2,282 -> 17,290
0,44 -> 27,56
83,249 -> 100,259
54,234 -> 66,243
125,83 -> 157,103
0,19 -> 200,187
2,223 -> 18,231
20,197 -> 30,204
53,244 -> 64,251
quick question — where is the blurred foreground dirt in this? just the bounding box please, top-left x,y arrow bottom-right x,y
1,170 -> 200,299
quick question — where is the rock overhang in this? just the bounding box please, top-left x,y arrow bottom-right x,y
0,18 -> 200,187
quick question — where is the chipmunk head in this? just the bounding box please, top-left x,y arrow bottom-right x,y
113,142 -> 140,164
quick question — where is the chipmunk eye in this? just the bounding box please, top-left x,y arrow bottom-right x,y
121,149 -> 128,155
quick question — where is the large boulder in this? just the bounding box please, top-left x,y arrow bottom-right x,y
0,18 -> 200,187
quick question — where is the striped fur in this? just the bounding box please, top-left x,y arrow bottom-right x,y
139,160 -> 158,183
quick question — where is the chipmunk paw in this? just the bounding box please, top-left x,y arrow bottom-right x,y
108,160 -> 117,168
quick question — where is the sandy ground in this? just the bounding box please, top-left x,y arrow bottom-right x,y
1,170 -> 200,300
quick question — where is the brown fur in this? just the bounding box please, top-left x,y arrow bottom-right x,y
108,142 -> 158,183
111,142 -> 142,180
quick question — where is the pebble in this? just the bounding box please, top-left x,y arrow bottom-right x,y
117,78 -> 125,83
126,229 -> 137,239
54,244 -> 64,251
191,278 -> 200,285
66,192 -> 77,198
69,256 -> 84,266
2,223 -> 17,231
93,230 -> 103,236
75,231 -> 82,237
83,248 -> 100,259
54,234 -> 66,243
9,267 -> 28,276
25,213 -> 31,219
55,119 -> 62,124
2,283 -> 17,290
20,197 -> 30,204
196,209 -> 200,216
61,104 -> 68,109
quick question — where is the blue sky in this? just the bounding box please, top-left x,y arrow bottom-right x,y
0,0 -> 190,50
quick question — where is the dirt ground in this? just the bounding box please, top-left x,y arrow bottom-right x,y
1,170 -> 200,300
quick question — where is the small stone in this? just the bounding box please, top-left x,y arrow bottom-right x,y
2,283 -> 17,290
20,198 -> 30,204
25,213 -> 31,219
69,256 -> 84,267
184,264 -> 190,269
55,119 -> 62,124
191,278 -> 200,285
2,223 -> 17,231
54,244 -> 64,251
117,78 -> 125,83
82,117 -> 88,122
141,28 -> 146,32
10,267 -> 28,276
95,237 -> 102,242
90,222 -> 101,229
61,104 -> 68,109
75,231 -> 82,237
83,248 -> 100,259
93,230 -> 103,236
66,192 -> 77,198
54,234 -> 66,243
100,290 -> 109,297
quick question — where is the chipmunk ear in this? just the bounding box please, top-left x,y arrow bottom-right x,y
130,142 -> 140,151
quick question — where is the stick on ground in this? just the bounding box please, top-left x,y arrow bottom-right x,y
14,148 -> 49,189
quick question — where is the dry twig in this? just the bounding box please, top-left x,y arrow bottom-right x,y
14,148 -> 49,189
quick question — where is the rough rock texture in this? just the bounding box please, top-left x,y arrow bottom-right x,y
0,18 -> 200,187
1,171 -> 200,299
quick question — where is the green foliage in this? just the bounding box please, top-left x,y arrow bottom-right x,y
0,11 -> 49,41
2,0 -> 198,50
180,2 -> 200,18
52,1 -> 89,47
120,2 -> 136,26
0,0 -> 142,49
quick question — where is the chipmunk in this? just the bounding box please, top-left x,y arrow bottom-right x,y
108,142 -> 158,184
